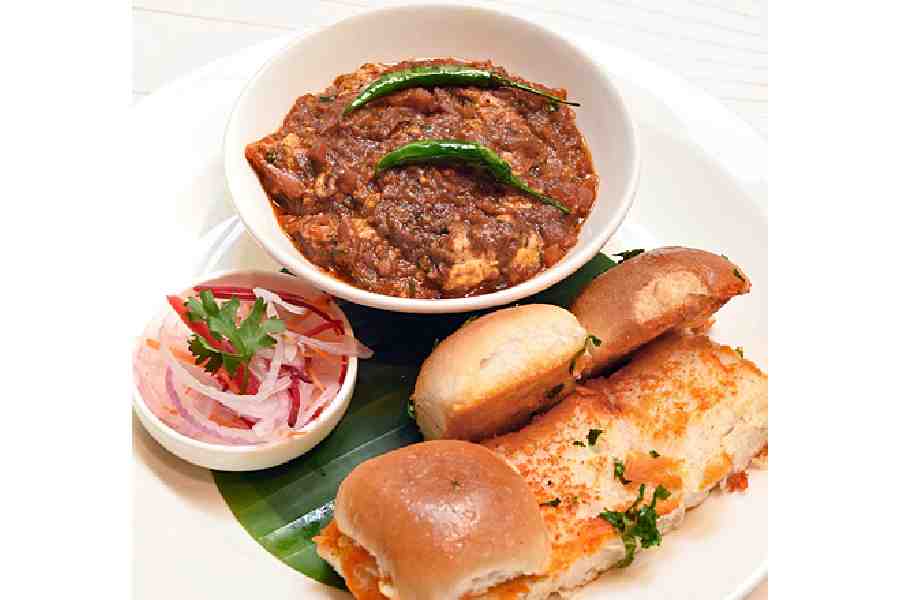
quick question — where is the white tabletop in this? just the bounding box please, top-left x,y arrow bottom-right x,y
132,2 -> 768,598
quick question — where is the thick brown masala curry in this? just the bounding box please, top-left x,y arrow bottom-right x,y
245,59 -> 597,299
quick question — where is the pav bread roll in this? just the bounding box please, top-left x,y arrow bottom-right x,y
411,304 -> 587,441
477,332 -> 768,599
571,247 -> 750,376
314,440 -> 551,600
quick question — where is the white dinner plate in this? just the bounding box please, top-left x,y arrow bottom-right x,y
132,27 -> 767,600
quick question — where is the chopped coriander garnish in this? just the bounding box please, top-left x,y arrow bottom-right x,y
599,484 -> 671,568
573,440 -> 587,447
733,268 -> 745,282
649,450 -> 660,458
545,383 -> 565,399
587,428 -> 603,446
540,497 -> 561,508
736,346 -> 745,358
614,249 -> 645,262
265,149 -> 278,164
570,334 -> 602,374
318,95 -> 335,102
186,290 -> 284,391
407,398 -> 416,420
613,459 -> 632,485
279,267 -> 294,276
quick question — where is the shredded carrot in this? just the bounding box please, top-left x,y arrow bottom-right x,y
308,345 -> 330,359
145,337 -> 161,350
307,366 -> 326,392
283,311 -> 314,332
167,345 -> 243,393
168,345 -> 195,364
218,371 -> 241,394
311,292 -> 333,308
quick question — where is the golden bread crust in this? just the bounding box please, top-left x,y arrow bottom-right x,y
570,247 -> 750,376
413,304 -> 586,440
331,440 -> 551,600
477,333 -> 767,598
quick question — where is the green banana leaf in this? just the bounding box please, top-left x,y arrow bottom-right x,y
213,252 -> 617,588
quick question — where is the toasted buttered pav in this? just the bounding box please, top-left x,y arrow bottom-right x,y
411,248 -> 752,442
571,247 -> 750,376
412,304 -> 587,441
315,440 -> 551,600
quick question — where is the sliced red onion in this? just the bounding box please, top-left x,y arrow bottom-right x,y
292,379 -> 315,430
192,392 -> 216,418
253,287 -> 310,317
164,347 -> 289,420
165,368 -> 263,445
197,286 -> 342,331
258,335 -> 285,397
248,355 -> 268,382
284,341 -> 298,364
256,342 -> 298,364
295,381 -> 340,431
252,389 -> 292,437
296,334 -> 373,358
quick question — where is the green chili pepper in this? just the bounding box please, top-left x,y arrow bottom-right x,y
374,139 -> 571,214
343,65 -> 579,116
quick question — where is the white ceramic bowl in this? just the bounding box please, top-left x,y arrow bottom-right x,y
132,269 -> 357,471
224,4 -> 639,314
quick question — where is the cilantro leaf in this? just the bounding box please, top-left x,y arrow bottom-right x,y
598,484 -> 670,568
613,459 -> 632,485
649,449 -> 660,458
570,334 -> 602,374
630,486 -> 671,549
184,291 -> 284,390
188,335 -> 225,374
573,440 -> 587,447
614,249 -> 645,262
587,428 -> 603,446
599,509 -> 627,531
540,498 -> 561,508
188,335 -> 241,376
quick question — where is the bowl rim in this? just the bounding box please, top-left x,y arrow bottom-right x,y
131,268 -> 359,456
223,2 -> 641,314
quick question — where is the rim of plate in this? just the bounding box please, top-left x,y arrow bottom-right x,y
134,21 -> 767,599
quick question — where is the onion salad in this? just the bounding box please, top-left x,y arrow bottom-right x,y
133,284 -> 372,446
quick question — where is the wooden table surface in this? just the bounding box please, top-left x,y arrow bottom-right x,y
132,1 -> 768,597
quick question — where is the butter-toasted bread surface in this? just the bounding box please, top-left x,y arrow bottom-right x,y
477,333 -> 767,599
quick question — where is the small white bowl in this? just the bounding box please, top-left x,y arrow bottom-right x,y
132,269 -> 357,471
224,4 -> 639,314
